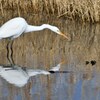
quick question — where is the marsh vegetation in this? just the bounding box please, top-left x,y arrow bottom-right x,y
0,0 -> 100,22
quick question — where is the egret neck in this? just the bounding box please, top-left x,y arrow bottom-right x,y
24,24 -> 69,39
25,24 -> 52,33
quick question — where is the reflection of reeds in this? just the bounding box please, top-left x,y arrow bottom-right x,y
0,0 -> 100,22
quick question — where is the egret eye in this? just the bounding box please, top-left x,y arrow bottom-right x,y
57,30 -> 60,33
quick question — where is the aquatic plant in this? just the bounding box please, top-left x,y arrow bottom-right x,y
0,0 -> 100,22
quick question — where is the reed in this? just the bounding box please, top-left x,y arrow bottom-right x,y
0,0 -> 100,22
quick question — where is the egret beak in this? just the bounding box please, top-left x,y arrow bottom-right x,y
60,32 -> 69,40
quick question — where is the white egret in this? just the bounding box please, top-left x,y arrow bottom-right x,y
0,17 -> 69,39
0,17 -> 69,65
0,63 -> 62,87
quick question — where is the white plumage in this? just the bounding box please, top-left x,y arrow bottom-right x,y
0,63 -> 61,87
0,17 -> 68,39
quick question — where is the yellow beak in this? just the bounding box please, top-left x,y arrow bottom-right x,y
60,32 -> 70,40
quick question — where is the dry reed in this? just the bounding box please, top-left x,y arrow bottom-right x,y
0,0 -> 100,22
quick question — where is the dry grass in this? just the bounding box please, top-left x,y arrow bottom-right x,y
0,0 -> 100,22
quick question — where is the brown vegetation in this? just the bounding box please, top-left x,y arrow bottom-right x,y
0,0 -> 100,22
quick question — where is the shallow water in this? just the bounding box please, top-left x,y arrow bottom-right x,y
0,17 -> 100,100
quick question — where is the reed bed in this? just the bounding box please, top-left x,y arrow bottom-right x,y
0,0 -> 100,22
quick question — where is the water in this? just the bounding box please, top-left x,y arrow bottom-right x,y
0,17 -> 100,100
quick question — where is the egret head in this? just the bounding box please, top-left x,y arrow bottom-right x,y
51,26 -> 69,40
52,26 -> 69,39
42,24 -> 70,40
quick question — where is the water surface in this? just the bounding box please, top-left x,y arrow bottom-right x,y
0,17 -> 100,100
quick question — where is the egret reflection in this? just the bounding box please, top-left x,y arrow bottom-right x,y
0,63 -> 64,87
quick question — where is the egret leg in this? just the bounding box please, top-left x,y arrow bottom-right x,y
6,39 -> 15,66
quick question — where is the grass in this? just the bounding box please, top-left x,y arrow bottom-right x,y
0,0 -> 100,22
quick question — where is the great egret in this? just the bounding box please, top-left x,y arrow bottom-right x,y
0,63 -> 61,87
0,17 -> 69,39
0,17 -> 69,65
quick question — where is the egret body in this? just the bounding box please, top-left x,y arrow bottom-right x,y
0,17 -> 69,39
